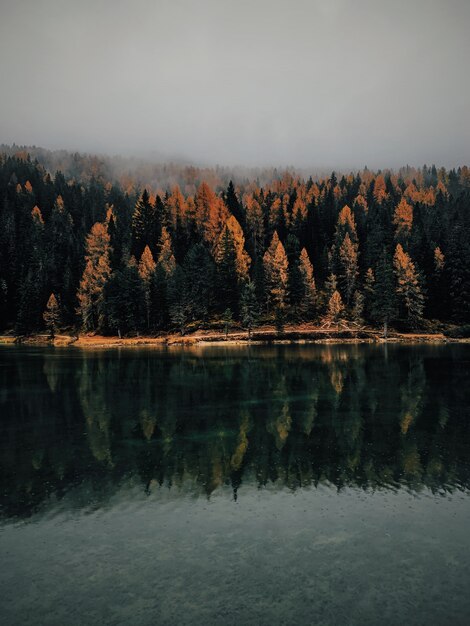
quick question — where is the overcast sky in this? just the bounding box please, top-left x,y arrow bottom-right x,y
0,0 -> 469,168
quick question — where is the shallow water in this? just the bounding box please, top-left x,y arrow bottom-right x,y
1,344 -> 469,625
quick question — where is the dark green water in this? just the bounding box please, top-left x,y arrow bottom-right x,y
1,344 -> 470,625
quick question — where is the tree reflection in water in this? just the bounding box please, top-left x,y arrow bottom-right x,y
0,344 -> 469,519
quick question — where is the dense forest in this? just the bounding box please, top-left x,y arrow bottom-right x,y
0,147 -> 469,336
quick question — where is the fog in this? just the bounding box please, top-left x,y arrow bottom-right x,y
0,0 -> 469,168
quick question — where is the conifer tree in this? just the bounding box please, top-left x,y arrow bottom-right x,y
285,234 -> 303,318
240,280 -> 259,339
393,244 -> 425,328
327,290 -> 344,327
43,293 -> 60,338
216,225 -> 240,314
104,261 -> 145,336
183,243 -> 215,322
338,233 -> 359,305
216,216 -> 251,281
157,227 -> 176,276
371,250 -> 397,338
132,189 -> 156,257
223,308 -> 233,337
393,197 -> 413,243
331,206 -> 359,306
138,245 -> 156,330
168,266 -> 188,335
363,267 -> 376,323
263,231 -> 288,312
298,248 -> 317,319
77,222 -> 112,331
351,290 -> 364,326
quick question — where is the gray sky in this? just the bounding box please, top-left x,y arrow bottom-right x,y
0,0 -> 469,168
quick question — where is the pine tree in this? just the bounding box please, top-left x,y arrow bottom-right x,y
157,227 -> 176,276
223,308 -> 233,337
371,250 -> 397,338
43,293 -> 60,338
77,222 -> 112,331
216,226 -> 240,314
104,262 -> 145,335
331,206 -> 359,306
298,248 -> 317,319
240,280 -> 259,339
138,245 -> 156,330
224,180 -> 244,227
263,231 -> 288,312
183,243 -> 215,322
132,189 -> 156,258
285,234 -> 303,318
149,265 -> 169,330
195,181 -> 229,247
326,290 -> 344,327
216,216 -> 251,281
393,244 -> 425,328
393,197 -> 413,243
363,267 -> 375,323
352,290 -> 364,326
338,233 -> 359,305
168,265 -> 188,335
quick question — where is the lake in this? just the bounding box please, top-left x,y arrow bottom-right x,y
1,343 -> 470,625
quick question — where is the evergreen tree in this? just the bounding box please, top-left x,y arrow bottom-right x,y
104,261 -> 145,335
216,226 -> 240,315
393,244 -> 425,328
223,308 -> 233,337
298,248 -> 317,319
43,293 -> 61,338
138,245 -> 156,331
149,265 -> 169,330
326,290 -> 344,327
285,234 -> 304,318
352,290 -> 364,326
371,250 -> 397,338
132,189 -> 156,258
157,227 -> 176,276
224,180 -> 244,227
77,222 -> 112,331
240,280 -> 259,339
183,243 -> 215,322
263,231 -> 288,312
338,233 -> 359,305
168,265 -> 188,335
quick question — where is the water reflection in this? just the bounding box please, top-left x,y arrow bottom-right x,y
1,344 -> 469,519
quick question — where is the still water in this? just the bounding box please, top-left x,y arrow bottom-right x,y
1,343 -> 470,625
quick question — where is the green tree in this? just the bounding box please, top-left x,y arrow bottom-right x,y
183,243 -> 216,323
216,226 -> 240,314
43,293 -> 61,338
132,189 -> 156,257
104,261 -> 145,336
240,280 -> 259,339
168,266 -> 188,335
393,244 -> 425,328
138,245 -> 156,331
371,250 -> 397,338
263,231 -> 288,312
223,308 -> 233,338
77,222 -> 112,331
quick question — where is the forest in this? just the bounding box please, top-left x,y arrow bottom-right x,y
0,147 -> 469,337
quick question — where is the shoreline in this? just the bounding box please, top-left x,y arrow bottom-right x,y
1,326 -> 468,348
